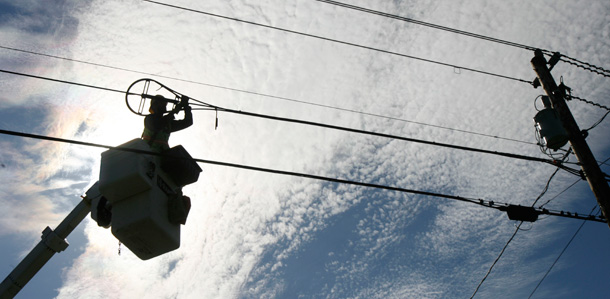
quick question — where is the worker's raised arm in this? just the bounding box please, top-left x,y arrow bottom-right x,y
171,105 -> 193,132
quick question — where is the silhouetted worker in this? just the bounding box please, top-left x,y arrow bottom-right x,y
142,95 -> 193,152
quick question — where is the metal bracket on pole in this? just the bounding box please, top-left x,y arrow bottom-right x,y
41,227 -> 69,253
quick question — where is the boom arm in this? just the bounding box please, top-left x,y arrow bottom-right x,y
0,184 -> 99,298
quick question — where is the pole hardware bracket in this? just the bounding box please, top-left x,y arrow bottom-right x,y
547,52 -> 561,71
42,227 -> 69,253
533,77 -> 541,89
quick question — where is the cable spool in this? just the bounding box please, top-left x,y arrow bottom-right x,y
125,78 -> 182,116
534,107 -> 569,151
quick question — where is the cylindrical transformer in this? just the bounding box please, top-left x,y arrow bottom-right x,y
534,108 -> 569,150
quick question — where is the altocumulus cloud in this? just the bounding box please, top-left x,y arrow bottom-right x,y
0,0 -> 608,298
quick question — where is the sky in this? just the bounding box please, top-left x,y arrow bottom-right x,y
0,0 -> 609,298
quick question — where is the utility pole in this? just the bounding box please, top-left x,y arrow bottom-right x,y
531,49 -> 610,230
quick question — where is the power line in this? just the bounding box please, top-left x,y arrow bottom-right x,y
315,0 -> 539,52
0,45 -> 538,146
560,57 -> 610,78
0,128 -> 485,204
583,110 -> 610,135
539,156 -> 610,208
531,150 -> 572,206
0,69 -> 129,95
471,154 -> 610,297
568,95 -> 610,112
470,151 -> 568,298
314,0 -> 610,78
527,205 -> 598,299
539,180 -> 580,209
141,0 -> 534,85
469,222 -> 522,299
215,106 -> 560,165
0,68 -> 564,168
0,128 -> 603,224
560,56 -> 610,74
214,104 -> 583,177
528,159 -> 610,298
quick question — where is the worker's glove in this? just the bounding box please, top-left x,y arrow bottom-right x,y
179,95 -> 190,109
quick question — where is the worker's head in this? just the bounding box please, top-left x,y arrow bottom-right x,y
149,95 -> 168,114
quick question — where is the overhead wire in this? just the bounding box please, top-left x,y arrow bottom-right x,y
2,3 -> 607,294
562,84 -> 610,113
539,155 -> 610,208
560,56 -> 610,74
469,150 -> 571,298
559,57 -> 610,78
538,180 -> 580,209
214,105 -> 563,166
13,7 -> 571,151
0,69 -> 129,95
527,205 -> 599,299
0,68 -> 570,170
0,128 -> 603,224
0,128 -> 491,206
471,155 -> 610,297
469,222 -> 522,299
141,0 -> 534,85
531,151 -> 572,207
569,95 -> 610,112
212,104 -> 582,178
314,0 -> 610,78
0,44 -> 538,146
0,50 -> 600,218
314,0 -> 539,52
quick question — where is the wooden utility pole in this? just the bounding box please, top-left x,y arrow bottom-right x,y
531,49 -> 610,230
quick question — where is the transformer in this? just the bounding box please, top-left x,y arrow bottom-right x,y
534,108 -> 569,151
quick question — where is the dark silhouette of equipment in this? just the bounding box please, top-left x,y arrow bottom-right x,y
499,205 -> 539,222
534,96 -> 569,151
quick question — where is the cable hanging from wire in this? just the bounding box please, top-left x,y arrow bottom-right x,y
141,0 -> 534,85
0,45 -> 538,147
0,128 -> 604,224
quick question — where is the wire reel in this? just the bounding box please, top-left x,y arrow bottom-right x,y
125,78 -> 218,117
125,78 -> 185,116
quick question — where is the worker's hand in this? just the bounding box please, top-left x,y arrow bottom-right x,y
180,95 -> 190,109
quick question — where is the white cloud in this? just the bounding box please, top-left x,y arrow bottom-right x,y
1,0 -> 609,298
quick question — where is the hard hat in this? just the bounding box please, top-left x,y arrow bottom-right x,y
149,95 -> 168,114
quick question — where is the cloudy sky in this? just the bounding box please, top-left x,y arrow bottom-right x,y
1,0 -> 609,298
